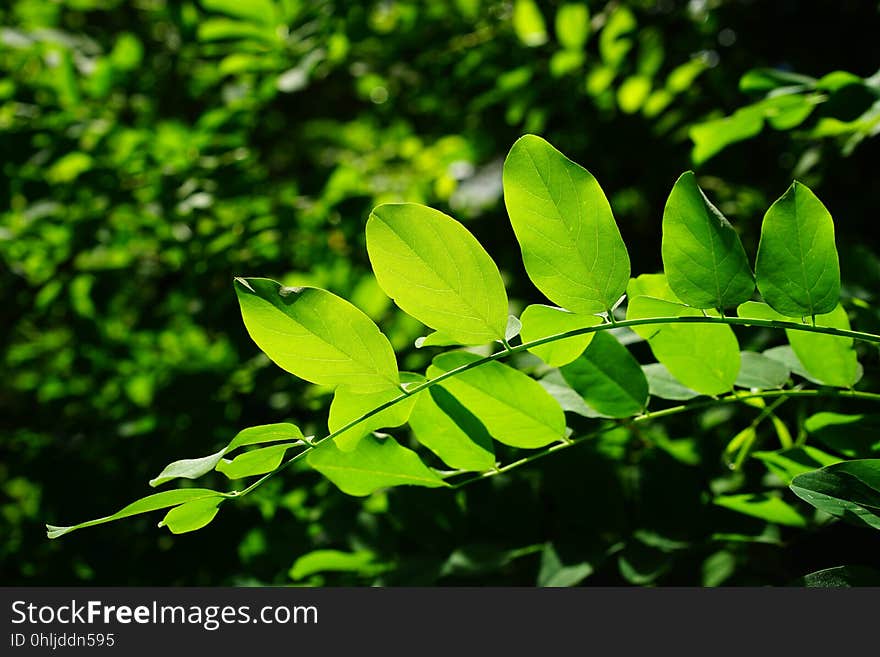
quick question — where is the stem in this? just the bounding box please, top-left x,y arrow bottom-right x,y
233,315 -> 880,498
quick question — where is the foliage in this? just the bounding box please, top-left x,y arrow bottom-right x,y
4,0 -> 880,586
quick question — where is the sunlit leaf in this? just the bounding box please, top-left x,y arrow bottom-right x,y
519,304 -> 602,367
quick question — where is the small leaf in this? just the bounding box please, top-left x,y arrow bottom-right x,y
408,386 -> 496,472
627,295 -> 740,395
790,460 -> 880,530
598,6 -> 635,67
215,443 -> 295,479
714,493 -> 808,528
555,3 -> 590,50
804,413 -> 880,458
512,0 -> 547,47
753,447 -> 842,484
503,135 -> 630,315
537,543 -> 593,587
150,423 -> 304,487
519,304 -> 602,367
289,550 -> 379,581
367,203 -> 509,345
428,351 -> 566,449
47,489 -> 222,539
661,171 -> 754,309
734,352 -> 790,390
307,435 -> 448,497
329,378 -> 418,451
755,182 -> 840,317
560,332 -> 648,418
738,301 -> 860,388
235,278 -> 399,392
643,363 -> 700,400
158,497 -> 222,534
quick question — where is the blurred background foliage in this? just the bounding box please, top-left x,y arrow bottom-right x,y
2,0 -> 880,585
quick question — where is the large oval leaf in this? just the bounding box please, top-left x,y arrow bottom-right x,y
235,278 -> 399,392
503,134 -> 630,315
307,435 -> 448,497
661,171 -> 754,309
561,331 -> 648,417
366,203 -> 508,345
627,295 -> 740,395
755,181 -> 840,317
427,351 -> 566,449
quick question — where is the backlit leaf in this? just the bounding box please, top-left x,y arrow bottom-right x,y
158,497 -> 222,534
519,304 -> 602,367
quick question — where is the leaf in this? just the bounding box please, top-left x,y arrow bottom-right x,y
796,565 -> 880,587
599,6 -> 635,67
555,3 -> 590,50
503,135 -> 631,315
47,489 -> 222,539
755,182 -> 840,317
560,332 -> 648,418
539,369 -> 600,417
428,351 -> 566,449
158,497 -> 222,534
201,0 -> 277,24
734,352 -> 790,390
627,295 -> 740,395
790,460 -> 880,530
714,493 -> 808,528
408,386 -> 496,472
804,413 -> 880,458
512,0 -> 547,47
215,443 -> 295,479
235,278 -> 399,392
643,363 -> 700,400
626,273 -> 679,302
328,376 -> 418,451
519,304 -> 602,367
753,447 -> 842,484
289,550 -> 379,581
738,301 -> 860,388
366,203 -> 508,345
690,106 -> 764,164
149,423 -> 304,487
661,171 -> 754,309
306,435 -> 448,497
537,543 -> 593,587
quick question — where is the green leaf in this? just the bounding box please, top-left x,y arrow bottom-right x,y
560,332 -> 648,418
537,543 -> 593,587
714,493 -> 808,528
796,565 -> 880,587
235,278 -> 399,392
689,106 -> 764,164
409,386 -> 496,472
328,377 -> 418,451
617,76 -> 651,114
738,301 -> 860,388
627,295 -> 740,395
428,351 -> 566,449
366,203 -> 508,345
753,447 -> 842,484
519,304 -> 602,367
790,460 -> 880,530
755,182 -> 840,317
307,435 -> 448,497
201,0 -> 277,25
150,423 -> 304,487
215,443 -> 295,479
555,3 -> 590,50
804,413 -> 880,458
512,0 -> 547,47
158,497 -> 222,534
47,489 -> 222,539
503,135 -> 630,315
734,352 -> 790,390
661,171 -> 754,309
626,273 -> 679,302
289,550 -> 379,581
643,363 -> 700,400
599,6 -> 635,68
